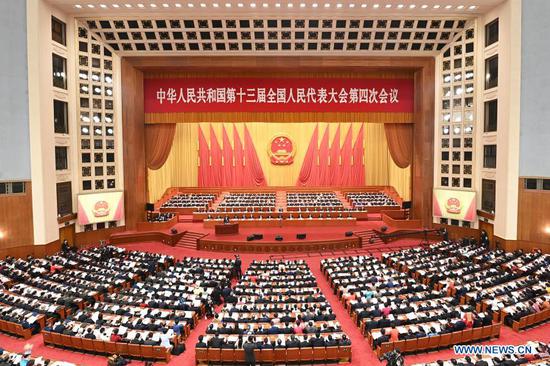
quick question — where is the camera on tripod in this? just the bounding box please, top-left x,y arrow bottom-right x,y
382,349 -> 404,366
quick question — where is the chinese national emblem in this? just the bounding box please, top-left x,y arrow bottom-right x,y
445,197 -> 462,214
268,135 -> 295,165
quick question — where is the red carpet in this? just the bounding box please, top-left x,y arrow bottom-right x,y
0,240 -> 547,365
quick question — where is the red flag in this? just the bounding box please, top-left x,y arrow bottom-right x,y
198,126 -> 211,187
329,124 -> 341,185
222,126 -> 233,186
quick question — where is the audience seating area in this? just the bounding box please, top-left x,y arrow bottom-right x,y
345,192 -> 398,208
0,348 -> 77,366
161,193 -> 217,209
287,192 -> 343,210
196,259 -> 352,365
321,241 -> 512,359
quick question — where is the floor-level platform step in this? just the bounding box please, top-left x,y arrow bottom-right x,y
175,231 -> 207,249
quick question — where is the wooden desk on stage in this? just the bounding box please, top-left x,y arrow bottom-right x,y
215,223 -> 239,235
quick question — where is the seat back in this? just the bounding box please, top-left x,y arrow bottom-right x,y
70,336 -> 83,349
312,347 -> 326,361
195,348 -> 208,363
233,349 -> 245,362
404,338 -> 418,353
60,334 -> 72,348
115,342 -> 129,356
207,347 -> 221,362
427,335 -> 440,350
286,348 -> 300,362
338,345 -> 351,361
462,329 -> 473,342
93,340 -> 106,353
127,343 -> 141,357
153,346 -> 170,362
300,347 -> 314,361
141,345 -> 154,359
472,327 -> 482,341
273,348 -> 287,363
378,342 -> 394,358
439,333 -> 452,347
42,331 -> 53,344
104,341 -> 117,354
220,349 -> 234,363
416,337 -> 430,351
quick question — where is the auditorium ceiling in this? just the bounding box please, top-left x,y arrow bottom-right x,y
50,0 -> 505,55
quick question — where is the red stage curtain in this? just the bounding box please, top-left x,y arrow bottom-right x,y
209,125 -> 223,186
296,124 -> 319,186
340,126 -> 353,186
352,124 -> 365,186
329,125 -> 341,186
384,123 -> 413,168
243,125 -> 267,186
144,124 -> 176,170
198,127 -> 211,187
318,126 -> 330,186
222,126 -> 234,186
233,124 -> 244,187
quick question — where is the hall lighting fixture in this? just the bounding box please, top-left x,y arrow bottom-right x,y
250,2 -> 256,7
87,4 -> 95,8
200,3 -> 206,7
409,4 -> 416,8
433,5 -> 441,9
348,3 -> 355,7
443,126 -> 450,134
0,230 -> 4,240
275,3 -> 281,7
312,3 -> 318,7
124,4 -> 132,7
149,3 -> 157,7
237,2 -> 244,6
385,4 -> 392,8
74,4 -> 82,8
174,3 -> 182,6
287,3 -> 293,7
188,3 -> 194,7
373,4 -> 379,8
469,5 -> 476,9
324,3 -> 331,8
421,4 -> 428,8
361,3 -> 367,7
457,5 -> 464,9
225,3 -> 231,7
112,3 -> 120,7
445,5 -> 452,9
336,3 -> 342,8
300,3 -> 306,7
99,4 -> 107,8
464,126 -> 473,133
137,3 -> 145,8
212,2 -> 219,6
544,226 -> 550,235
453,126 -> 461,134
397,4 -> 404,9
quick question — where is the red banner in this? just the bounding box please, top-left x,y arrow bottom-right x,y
144,78 -> 414,113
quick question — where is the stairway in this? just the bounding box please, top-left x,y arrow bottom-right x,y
354,229 -> 384,246
334,191 -> 353,209
175,231 -> 206,249
275,191 -> 287,212
209,192 -> 228,211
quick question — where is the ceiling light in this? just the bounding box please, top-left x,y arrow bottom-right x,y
385,4 -> 392,8
443,127 -> 449,134
212,2 -> 219,6
99,4 -> 107,8
373,4 -> 380,8
336,3 -> 342,8
174,3 -> 182,6
124,3 -> 132,7
361,3 -> 367,7
187,3 -> 194,7
225,3 -> 232,7
275,2 -> 281,7
237,2 -> 244,6
421,4 -> 428,8
409,4 -> 416,8
287,3 -> 293,7
544,226 -> 550,234
312,3 -> 318,7
469,5 -> 476,9
200,3 -> 206,7
453,126 -> 461,134
0,230 -> 4,240
112,3 -> 120,7
433,5 -> 440,9
300,3 -> 306,7
162,3 -> 169,7
324,3 -> 331,7
349,3 -> 355,7
250,2 -> 256,7
397,4 -> 404,9
75,4 -> 82,8
150,3 -> 157,7
262,2 -> 269,7
87,4 -> 95,8
457,5 -> 464,9
445,5 -> 452,9
137,3 -> 144,7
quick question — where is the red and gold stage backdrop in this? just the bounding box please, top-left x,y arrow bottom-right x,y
144,70 -> 414,202
147,122 -> 411,202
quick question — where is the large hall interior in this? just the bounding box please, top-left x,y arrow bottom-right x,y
0,0 -> 549,365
